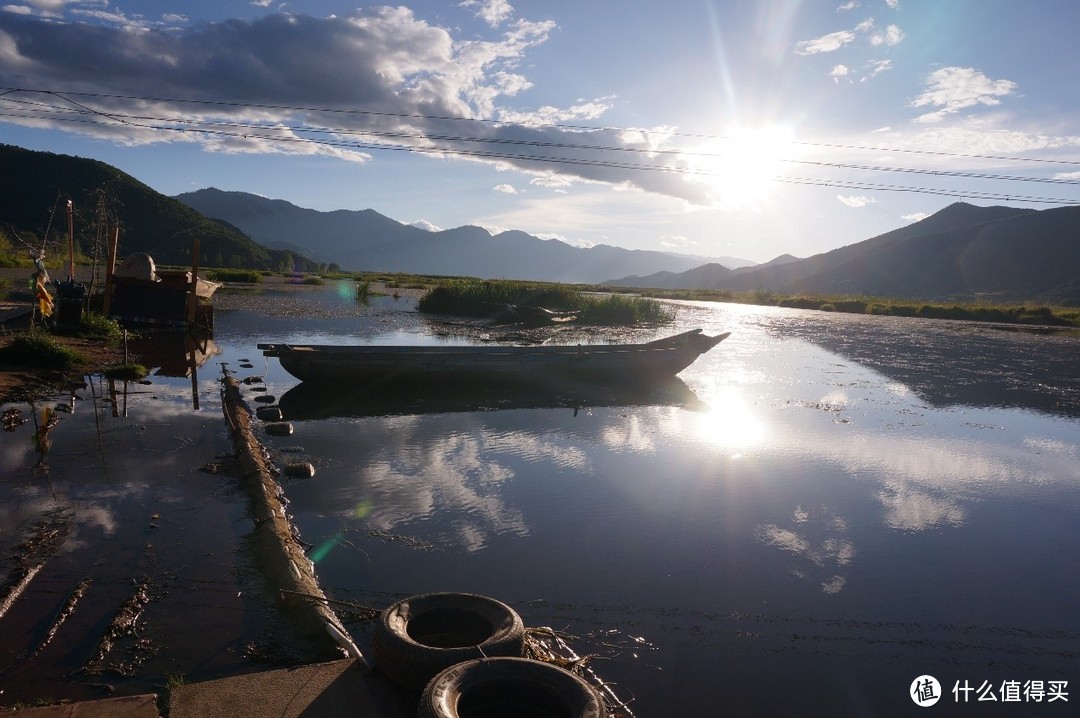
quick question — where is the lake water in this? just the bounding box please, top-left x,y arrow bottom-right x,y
2,280 -> 1078,715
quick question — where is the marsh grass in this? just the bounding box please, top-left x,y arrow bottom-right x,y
208,269 -> 262,283
78,312 -> 122,340
640,288 -> 1080,328
418,279 -> 673,325
103,362 -> 148,380
0,329 -> 85,370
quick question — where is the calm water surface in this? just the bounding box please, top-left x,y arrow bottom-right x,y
2,281 -> 1078,715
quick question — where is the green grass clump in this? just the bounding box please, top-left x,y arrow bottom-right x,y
0,329 -> 85,370
418,280 -> 577,317
103,363 -> 149,380
78,312 -> 122,340
575,293 -> 674,325
208,269 -> 262,284
418,279 -> 672,326
301,275 -> 325,286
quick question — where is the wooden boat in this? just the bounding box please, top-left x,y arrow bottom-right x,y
259,328 -> 729,384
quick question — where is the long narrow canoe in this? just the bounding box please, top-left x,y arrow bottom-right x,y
258,328 -> 729,385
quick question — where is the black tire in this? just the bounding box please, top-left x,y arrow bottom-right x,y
373,592 -> 526,690
417,657 -> 605,718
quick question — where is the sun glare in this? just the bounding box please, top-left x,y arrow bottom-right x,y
689,385 -> 767,456
691,126 -> 793,207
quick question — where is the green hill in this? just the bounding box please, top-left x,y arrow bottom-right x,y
0,144 -> 314,271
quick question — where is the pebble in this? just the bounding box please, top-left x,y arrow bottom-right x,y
264,422 -> 293,436
256,407 -> 284,421
284,462 -> 316,479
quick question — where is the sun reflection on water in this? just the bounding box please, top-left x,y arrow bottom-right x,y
680,385 -> 768,456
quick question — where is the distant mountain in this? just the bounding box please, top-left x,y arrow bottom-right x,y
608,203 -> 1080,305
0,144 -> 311,271
606,253 -> 798,289
176,188 -> 744,283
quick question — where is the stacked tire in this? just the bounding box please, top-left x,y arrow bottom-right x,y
418,657 -> 604,718
374,592 -> 526,690
373,592 -> 603,718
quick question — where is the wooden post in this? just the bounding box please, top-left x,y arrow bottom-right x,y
103,227 -> 119,316
66,200 -> 75,282
186,238 -> 201,326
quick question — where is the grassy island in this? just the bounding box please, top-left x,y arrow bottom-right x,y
417,279 -> 673,326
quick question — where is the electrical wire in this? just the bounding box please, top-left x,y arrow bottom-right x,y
3,87 -> 1080,205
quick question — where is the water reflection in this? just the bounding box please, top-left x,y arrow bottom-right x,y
758,505 -> 855,594
307,418 -> 531,553
277,375 -> 702,420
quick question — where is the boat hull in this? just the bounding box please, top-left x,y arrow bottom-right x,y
259,329 -> 728,385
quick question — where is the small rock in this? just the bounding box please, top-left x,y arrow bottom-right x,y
264,422 -> 293,436
256,407 -> 284,421
284,462 -> 316,479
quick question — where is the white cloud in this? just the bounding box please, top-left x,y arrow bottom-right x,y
794,30 -> 855,54
865,59 -> 893,78
460,0 -> 514,28
409,219 -> 442,232
493,183 -> 518,194
855,18 -> 874,33
837,1 -> 860,11
2,5 -> 35,14
529,174 -> 573,189
902,212 -> 929,223
869,23 -> 903,46
886,0 -> 900,8
496,98 -> 612,126
911,67 -> 1017,123
13,0 -> 66,14
830,64 -> 850,83
1052,171 -> 1080,180
660,235 -> 697,249
0,7 -> 723,207
837,194 -> 876,207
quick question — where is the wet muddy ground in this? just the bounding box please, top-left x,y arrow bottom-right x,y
0,375 -> 337,706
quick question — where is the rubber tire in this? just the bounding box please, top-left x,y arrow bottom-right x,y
417,657 -> 605,718
373,592 -> 525,690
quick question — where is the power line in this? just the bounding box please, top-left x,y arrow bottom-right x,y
8,86 -> 1080,168
2,87 -> 1080,205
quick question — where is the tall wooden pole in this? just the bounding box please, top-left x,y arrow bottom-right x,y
103,227 -> 119,316
186,238 -> 201,326
66,200 -> 75,282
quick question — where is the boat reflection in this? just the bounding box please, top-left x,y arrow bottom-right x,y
276,375 -> 704,420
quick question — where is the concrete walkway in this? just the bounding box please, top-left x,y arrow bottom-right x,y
9,659 -> 412,718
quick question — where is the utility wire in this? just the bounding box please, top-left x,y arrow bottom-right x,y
3,87 -> 1080,205
7,86 -> 1080,167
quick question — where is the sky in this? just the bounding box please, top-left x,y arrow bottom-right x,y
3,0 -> 1080,264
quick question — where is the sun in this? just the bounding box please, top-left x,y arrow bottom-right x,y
689,126 -> 793,207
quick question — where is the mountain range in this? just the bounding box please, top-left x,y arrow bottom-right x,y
176,188 -> 748,284
607,202 -> 1080,305
3,144 -> 1078,305
0,144 -> 310,271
